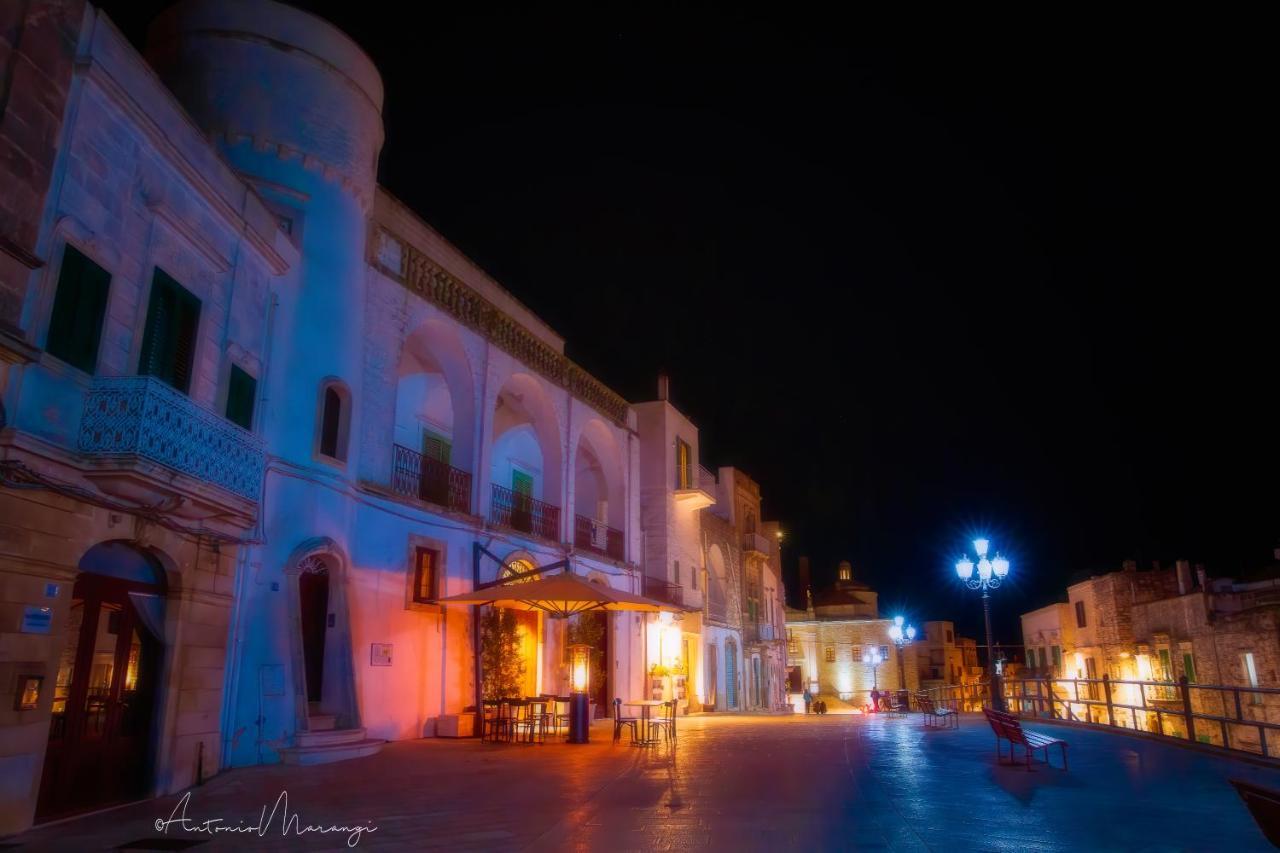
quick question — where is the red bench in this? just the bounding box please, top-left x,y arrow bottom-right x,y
983,708 -> 1068,770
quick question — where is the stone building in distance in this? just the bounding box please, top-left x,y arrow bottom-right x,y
785,560 -> 919,709
1021,556 -> 1280,750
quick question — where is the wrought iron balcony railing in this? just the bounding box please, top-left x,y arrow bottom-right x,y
741,531 -> 771,557
490,483 -> 560,541
391,444 -> 472,514
78,375 -> 264,500
643,576 -> 683,606
574,514 -> 624,561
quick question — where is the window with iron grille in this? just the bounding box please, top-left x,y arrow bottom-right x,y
412,547 -> 439,603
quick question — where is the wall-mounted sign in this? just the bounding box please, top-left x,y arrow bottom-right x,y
20,606 -> 52,634
371,643 -> 393,666
15,675 -> 42,711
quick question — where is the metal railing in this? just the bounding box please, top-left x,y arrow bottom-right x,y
926,675 -> 1280,759
573,514 -> 624,561
78,375 -> 264,499
490,483 -> 559,541
644,576 -> 683,606
698,464 -> 717,493
706,595 -> 728,622
391,444 -> 472,513
741,531 -> 771,556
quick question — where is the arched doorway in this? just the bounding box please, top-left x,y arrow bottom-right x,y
299,561 -> 328,704
725,638 -> 739,710
38,542 -> 166,820
285,541 -> 358,733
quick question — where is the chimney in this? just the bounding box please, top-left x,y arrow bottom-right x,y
1122,559 -> 1137,573
657,373 -> 670,401
1176,559 -> 1192,596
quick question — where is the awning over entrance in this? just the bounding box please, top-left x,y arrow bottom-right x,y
438,571 -> 674,619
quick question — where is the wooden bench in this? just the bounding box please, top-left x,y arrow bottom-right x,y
983,707 -> 1068,770
915,694 -> 958,729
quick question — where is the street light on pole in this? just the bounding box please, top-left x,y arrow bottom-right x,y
955,537 -> 1011,709
862,646 -> 884,711
887,615 -> 916,693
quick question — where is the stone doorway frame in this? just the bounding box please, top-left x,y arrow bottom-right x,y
283,537 -> 359,732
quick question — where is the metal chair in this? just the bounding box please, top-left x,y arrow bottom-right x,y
649,700 -> 677,744
613,698 -> 638,743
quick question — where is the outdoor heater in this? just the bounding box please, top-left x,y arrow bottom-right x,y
569,643 -> 592,743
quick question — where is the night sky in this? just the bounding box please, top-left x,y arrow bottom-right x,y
104,4 -> 1273,646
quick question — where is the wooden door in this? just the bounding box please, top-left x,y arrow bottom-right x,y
299,569 -> 329,703
37,574 -> 161,821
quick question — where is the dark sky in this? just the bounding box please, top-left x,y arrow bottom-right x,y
105,4 -> 1273,646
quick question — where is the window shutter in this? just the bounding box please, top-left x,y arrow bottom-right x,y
139,269 -> 200,393
46,245 -> 110,373
225,365 -> 256,430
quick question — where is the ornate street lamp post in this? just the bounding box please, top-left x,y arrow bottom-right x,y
862,646 -> 884,711
955,537 -> 1011,710
887,615 -> 916,692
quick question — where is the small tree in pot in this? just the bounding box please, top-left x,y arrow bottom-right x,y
480,607 -> 525,700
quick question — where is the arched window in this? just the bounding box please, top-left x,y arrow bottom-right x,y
317,381 -> 351,462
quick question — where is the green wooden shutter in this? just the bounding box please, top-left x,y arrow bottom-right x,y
139,269 -> 200,393
46,245 -> 110,373
512,470 -> 533,496
225,365 -> 256,429
422,431 -> 452,465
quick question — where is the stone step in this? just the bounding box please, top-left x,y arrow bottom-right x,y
279,736 -> 385,766
308,713 -> 337,731
295,726 -> 369,748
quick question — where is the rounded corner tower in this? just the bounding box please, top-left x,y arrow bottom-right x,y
146,0 -> 385,469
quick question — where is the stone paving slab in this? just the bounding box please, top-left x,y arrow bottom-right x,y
10,713 -> 1279,851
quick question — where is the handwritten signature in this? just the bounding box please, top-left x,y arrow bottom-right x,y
155,790 -> 378,847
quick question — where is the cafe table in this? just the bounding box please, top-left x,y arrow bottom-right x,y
621,700 -> 664,746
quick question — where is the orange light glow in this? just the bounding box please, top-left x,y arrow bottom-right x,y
570,644 -> 591,693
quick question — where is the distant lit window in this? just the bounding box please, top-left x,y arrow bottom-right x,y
1183,652 -> 1197,684
824,646 -> 835,663
851,645 -> 861,660
1244,652 -> 1262,704
675,438 -> 693,489
1051,646 -> 1062,671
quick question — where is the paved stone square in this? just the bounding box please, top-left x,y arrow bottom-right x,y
13,713 -> 1279,851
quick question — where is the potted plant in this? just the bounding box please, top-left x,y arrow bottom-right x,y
650,664 -> 671,700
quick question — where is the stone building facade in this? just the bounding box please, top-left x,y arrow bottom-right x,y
1022,559 -> 1280,750
0,0 -> 285,832
0,0 -> 798,834
785,563 -> 919,708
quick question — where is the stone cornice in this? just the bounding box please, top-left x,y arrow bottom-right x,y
79,57 -> 290,276
370,226 -> 632,427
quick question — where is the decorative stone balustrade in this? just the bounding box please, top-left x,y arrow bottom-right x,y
79,376 -> 265,500
372,227 -> 631,426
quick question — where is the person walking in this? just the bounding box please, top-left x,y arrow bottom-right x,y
803,686 -> 813,715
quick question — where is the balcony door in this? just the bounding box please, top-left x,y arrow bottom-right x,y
725,639 -> 738,710
38,544 -> 165,822
705,644 -> 718,709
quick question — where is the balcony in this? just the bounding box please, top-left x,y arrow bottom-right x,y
78,375 -> 264,507
741,531 -> 771,558
490,483 -> 560,541
391,444 -> 472,514
759,623 -> 778,642
674,464 -> 716,509
643,577 -> 683,607
574,514 -> 624,561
